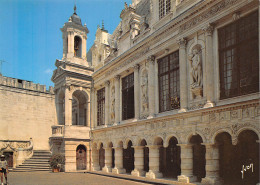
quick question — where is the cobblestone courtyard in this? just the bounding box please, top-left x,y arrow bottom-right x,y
7,172 -> 153,185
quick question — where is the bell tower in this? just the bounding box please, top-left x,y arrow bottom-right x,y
51,5 -> 93,172
61,5 -> 89,65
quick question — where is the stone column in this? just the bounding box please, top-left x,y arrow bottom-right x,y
203,24 -> 215,108
201,143 -> 222,185
82,35 -> 87,59
90,87 -> 95,128
134,64 -> 140,121
102,147 -> 112,172
146,145 -> 162,179
147,56 -> 156,119
91,146 -> 100,171
105,80 -> 110,126
177,144 -> 197,183
114,75 -> 121,125
131,146 -> 145,176
64,86 -> 72,126
112,147 -> 126,174
177,38 -> 188,112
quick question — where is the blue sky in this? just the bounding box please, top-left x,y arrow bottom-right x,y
0,0 -> 131,88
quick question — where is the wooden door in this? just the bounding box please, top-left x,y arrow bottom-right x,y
76,146 -> 86,170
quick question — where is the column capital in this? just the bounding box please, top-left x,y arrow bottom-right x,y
201,143 -> 219,148
146,145 -> 162,149
147,55 -> 155,64
177,143 -> 193,148
105,80 -> 110,86
177,38 -> 187,49
202,23 -> 214,36
133,64 -> 140,70
114,75 -> 121,81
132,145 -> 144,149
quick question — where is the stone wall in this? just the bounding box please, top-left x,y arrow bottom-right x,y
0,76 -> 56,150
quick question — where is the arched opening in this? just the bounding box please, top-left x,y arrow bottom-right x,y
189,135 -> 205,182
123,140 -> 134,173
140,139 -> 149,172
76,145 -> 86,170
99,143 -> 105,170
72,90 -> 88,126
109,142 -> 115,169
162,137 -> 180,178
233,130 -> 259,185
74,36 -> 82,57
57,90 -> 65,125
215,132 -> 234,185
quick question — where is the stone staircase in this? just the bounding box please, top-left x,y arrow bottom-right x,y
12,150 -> 51,172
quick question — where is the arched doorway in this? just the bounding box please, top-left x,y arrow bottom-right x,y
140,139 -> 149,173
163,137 -> 180,178
123,140 -> 134,173
99,143 -> 105,170
76,145 -> 86,170
109,142 -> 115,169
190,135 -> 205,182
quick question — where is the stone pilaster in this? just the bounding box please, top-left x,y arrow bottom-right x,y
146,145 -> 162,179
131,146 -> 145,177
201,143 -> 222,185
114,75 -> 121,125
68,31 -> 74,58
177,144 -> 197,183
91,146 -> 100,171
203,24 -> 215,108
177,38 -> 188,112
102,147 -> 112,172
65,86 -> 72,126
105,80 -> 110,126
147,56 -> 156,119
134,64 -> 140,121
112,147 -> 126,174
82,36 -> 87,59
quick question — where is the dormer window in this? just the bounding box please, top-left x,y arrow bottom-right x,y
74,36 -> 82,58
159,0 -> 171,19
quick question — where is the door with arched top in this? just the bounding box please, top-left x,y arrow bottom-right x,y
76,145 -> 86,170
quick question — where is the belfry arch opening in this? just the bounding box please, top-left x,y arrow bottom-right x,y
74,36 -> 82,58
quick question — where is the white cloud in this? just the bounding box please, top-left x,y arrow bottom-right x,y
44,69 -> 52,74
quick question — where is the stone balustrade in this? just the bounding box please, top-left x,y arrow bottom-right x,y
51,125 -> 64,137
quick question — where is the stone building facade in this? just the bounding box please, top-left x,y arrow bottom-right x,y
89,0 -> 259,184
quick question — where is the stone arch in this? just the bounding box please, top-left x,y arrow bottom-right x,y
97,142 -> 103,150
153,136 -> 164,146
164,134 -> 180,147
211,128 -> 233,144
186,132 -> 206,144
236,127 -> 260,140
71,89 -> 89,126
115,140 -> 123,148
123,137 -> 134,149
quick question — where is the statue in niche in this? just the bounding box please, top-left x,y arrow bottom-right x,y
141,71 -> 148,115
110,86 -> 115,122
189,46 -> 203,98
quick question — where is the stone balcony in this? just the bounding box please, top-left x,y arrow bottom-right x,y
51,125 -> 64,138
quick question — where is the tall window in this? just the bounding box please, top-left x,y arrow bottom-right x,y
97,88 -> 105,126
159,0 -> 171,19
74,36 -> 82,58
158,51 -> 180,112
219,11 -> 259,99
122,73 -> 135,120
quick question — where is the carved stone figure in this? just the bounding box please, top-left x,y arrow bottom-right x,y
110,86 -> 115,122
141,71 -> 148,114
189,47 -> 203,98
190,48 -> 202,88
